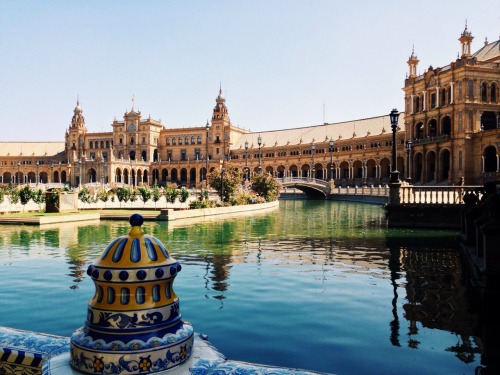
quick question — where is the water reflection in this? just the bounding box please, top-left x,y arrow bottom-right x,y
0,201 -> 492,374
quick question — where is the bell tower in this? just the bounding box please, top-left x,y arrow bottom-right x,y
211,86 -> 231,161
407,46 -> 419,78
459,21 -> 474,58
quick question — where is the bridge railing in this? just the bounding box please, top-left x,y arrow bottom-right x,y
331,185 -> 389,196
280,176 -> 329,188
399,185 -> 484,205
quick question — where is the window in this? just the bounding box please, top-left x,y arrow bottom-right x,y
142,137 -> 146,144
468,80 -> 474,98
197,136 -> 202,144
101,141 -> 104,148
185,137 -> 189,145
172,138 -> 176,145
468,110 -> 473,131
178,137 -> 182,145
430,93 -> 436,108
458,81 -> 462,99
191,136 -> 195,144
458,111 -> 462,132
180,149 -> 186,161
481,82 -> 488,102
89,141 -> 93,149
491,84 -> 497,102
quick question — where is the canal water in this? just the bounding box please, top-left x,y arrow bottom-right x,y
0,200 -> 487,374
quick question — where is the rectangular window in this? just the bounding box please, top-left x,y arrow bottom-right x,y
194,148 -> 200,159
430,93 -> 436,108
458,111 -> 462,132
180,149 -> 186,161
468,80 -> 474,98
458,81 -> 462,99
468,110 -> 473,131
167,150 -> 172,160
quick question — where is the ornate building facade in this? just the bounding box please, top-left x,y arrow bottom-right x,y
0,26 -> 498,189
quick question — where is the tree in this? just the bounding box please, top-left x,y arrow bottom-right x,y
137,186 -> 151,207
178,187 -> 189,208
164,186 -> 179,205
7,188 -> 20,210
129,188 -> 138,207
78,186 -> 91,206
251,173 -> 281,202
116,187 -> 131,207
32,188 -> 46,211
19,185 -> 33,211
97,187 -> 109,208
0,188 -> 4,205
151,184 -> 162,208
208,166 -> 242,203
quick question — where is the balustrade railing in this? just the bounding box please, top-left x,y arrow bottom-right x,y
399,185 -> 484,205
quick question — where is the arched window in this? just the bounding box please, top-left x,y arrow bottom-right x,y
481,82 -> 488,102
178,137 -> 183,145
197,136 -> 202,144
166,137 -> 170,145
89,141 -> 93,149
172,138 -> 176,145
100,141 -> 104,148
185,137 -> 189,145
130,137 -> 134,145
191,136 -> 195,144
491,83 -> 497,102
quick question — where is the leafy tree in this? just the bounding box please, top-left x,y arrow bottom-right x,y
208,166 -> 242,203
7,188 -> 20,208
129,188 -> 138,207
116,187 -> 131,207
179,187 -> 189,207
32,188 -> 46,211
151,184 -> 162,208
164,186 -> 179,205
78,186 -> 91,206
137,186 -> 151,207
0,188 -> 4,205
19,185 -> 33,210
97,188 -> 109,208
251,173 -> 281,202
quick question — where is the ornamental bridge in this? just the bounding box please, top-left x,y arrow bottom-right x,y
278,176 -> 390,201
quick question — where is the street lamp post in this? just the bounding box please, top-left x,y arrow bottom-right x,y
205,120 -> 209,185
101,160 -> 107,185
329,138 -> 334,180
389,109 -> 400,183
220,168 -> 225,202
245,140 -> 249,181
130,161 -> 134,187
35,161 -> 39,186
78,159 -> 82,187
311,141 -> 316,179
257,135 -> 262,174
406,140 -> 412,184
17,161 -> 20,186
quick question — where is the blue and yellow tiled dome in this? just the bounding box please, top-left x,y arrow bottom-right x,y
70,214 -> 194,374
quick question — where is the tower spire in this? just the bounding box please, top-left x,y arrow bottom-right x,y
459,20 -> 474,58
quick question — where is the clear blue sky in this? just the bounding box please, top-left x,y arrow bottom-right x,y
1,0 -> 498,141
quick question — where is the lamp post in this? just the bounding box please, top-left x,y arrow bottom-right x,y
205,120 -> 209,185
257,135 -> 262,174
17,161 -> 20,186
329,138 -> 334,180
245,140 -> 249,181
405,140 -> 412,184
311,141 -> 315,179
35,161 -> 39,186
389,109 -> 400,183
101,160 -> 107,185
130,160 -> 134,187
220,168 -> 225,203
78,159 -> 82,187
